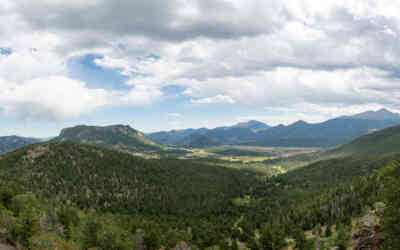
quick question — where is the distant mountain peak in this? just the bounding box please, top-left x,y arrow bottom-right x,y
349,108 -> 400,121
293,120 -> 308,125
233,120 -> 270,130
290,120 -> 310,127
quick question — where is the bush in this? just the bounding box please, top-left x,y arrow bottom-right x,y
29,232 -> 78,250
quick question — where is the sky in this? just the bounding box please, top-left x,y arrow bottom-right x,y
1,0 -> 400,137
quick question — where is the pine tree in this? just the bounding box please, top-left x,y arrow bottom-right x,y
293,227 -> 307,250
325,224 -> 332,237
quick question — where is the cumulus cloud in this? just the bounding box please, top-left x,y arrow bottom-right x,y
0,76 -> 108,120
0,48 -> 66,83
2,0 -> 400,122
119,85 -> 163,106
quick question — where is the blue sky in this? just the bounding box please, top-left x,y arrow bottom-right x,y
1,0 -> 400,137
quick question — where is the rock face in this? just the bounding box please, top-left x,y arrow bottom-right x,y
353,213 -> 384,250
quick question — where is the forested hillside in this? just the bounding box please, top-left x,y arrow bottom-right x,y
0,135 -> 399,249
53,125 -> 161,152
334,125 -> 400,155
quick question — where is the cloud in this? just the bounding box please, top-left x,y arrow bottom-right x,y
259,103 -> 400,126
11,0 -> 288,42
0,76 -> 108,120
167,113 -> 182,118
191,95 -> 236,104
119,85 -> 163,106
2,0 -> 400,123
0,48 -> 66,83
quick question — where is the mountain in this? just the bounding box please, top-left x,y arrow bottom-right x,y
147,128 -> 209,146
0,136 -> 40,154
250,117 -> 400,147
232,120 -> 270,132
53,124 -> 161,152
333,124 -> 400,155
345,108 -> 400,120
148,120 -> 270,146
181,133 -> 222,148
149,110 -> 400,148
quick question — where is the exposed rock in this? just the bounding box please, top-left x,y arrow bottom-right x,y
24,145 -> 50,163
353,213 -> 384,250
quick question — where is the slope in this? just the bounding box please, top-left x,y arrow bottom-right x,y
0,137 -> 399,248
334,124 -> 400,155
0,142 -> 256,216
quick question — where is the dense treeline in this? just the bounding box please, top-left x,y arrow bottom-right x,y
0,142 -> 400,249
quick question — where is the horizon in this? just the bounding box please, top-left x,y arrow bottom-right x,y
4,107 -> 399,139
2,1 -> 400,137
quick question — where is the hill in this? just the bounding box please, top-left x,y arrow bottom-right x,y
53,124 -> 161,152
0,138 -> 399,249
333,124 -> 400,155
0,136 -> 40,154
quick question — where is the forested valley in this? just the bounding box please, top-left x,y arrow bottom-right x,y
0,126 -> 400,249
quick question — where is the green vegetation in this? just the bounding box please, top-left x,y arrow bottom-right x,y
334,125 -> 400,155
1,125 -> 400,249
54,124 -> 161,152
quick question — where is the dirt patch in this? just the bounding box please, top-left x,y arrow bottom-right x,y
24,145 -> 50,163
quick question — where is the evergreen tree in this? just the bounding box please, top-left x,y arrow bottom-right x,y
259,225 -> 287,250
325,224 -> 332,237
335,226 -> 349,250
293,227 -> 307,250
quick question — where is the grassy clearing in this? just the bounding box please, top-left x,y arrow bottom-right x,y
173,145 -> 325,177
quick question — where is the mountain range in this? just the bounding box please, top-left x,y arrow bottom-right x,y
1,109 -> 400,154
0,136 -> 40,154
148,108 -> 400,148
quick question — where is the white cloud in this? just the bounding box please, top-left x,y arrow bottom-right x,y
191,95 -> 236,104
167,113 -> 182,118
0,76 -> 108,120
0,48 -> 66,83
259,103 -> 400,126
119,85 -> 163,106
2,0 -> 400,124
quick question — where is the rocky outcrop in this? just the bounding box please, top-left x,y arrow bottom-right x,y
353,213 -> 384,250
